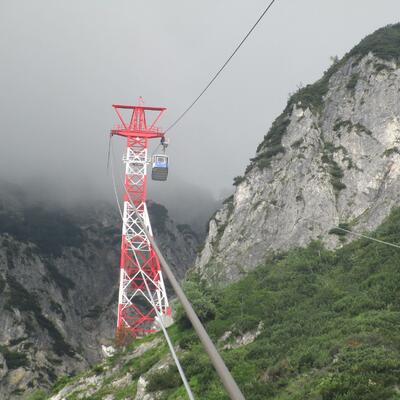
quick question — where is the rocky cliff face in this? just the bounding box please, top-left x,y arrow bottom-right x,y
196,24 -> 400,284
0,183 -> 199,399
147,202 -> 200,280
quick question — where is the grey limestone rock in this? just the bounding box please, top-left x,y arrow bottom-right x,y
0,189 -> 199,399
196,53 -> 400,284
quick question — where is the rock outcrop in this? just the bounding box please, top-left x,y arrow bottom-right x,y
196,24 -> 400,284
0,183 -> 199,399
147,202 -> 200,280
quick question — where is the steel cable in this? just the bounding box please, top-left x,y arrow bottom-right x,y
109,147 -> 195,399
109,151 -> 245,399
165,0 -> 277,133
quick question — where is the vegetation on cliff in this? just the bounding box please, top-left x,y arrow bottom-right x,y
250,23 -> 400,172
45,208 -> 400,399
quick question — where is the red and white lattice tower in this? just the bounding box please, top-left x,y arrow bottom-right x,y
111,102 -> 170,343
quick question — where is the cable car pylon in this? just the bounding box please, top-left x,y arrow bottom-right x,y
110,100 -> 171,344
109,101 -> 245,400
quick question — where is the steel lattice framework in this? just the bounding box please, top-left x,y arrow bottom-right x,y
111,102 -> 170,343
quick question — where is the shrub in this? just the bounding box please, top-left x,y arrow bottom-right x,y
330,163 -> 344,178
177,332 -> 198,350
291,138 -> 304,149
0,274 -> 5,294
222,195 -> 234,205
147,201 -> 169,232
233,176 -> 245,186
51,375 -> 74,394
288,78 -> 330,112
176,280 -> 218,329
92,364 -> 104,375
329,223 -> 350,236
27,390 -> 48,400
383,147 -> 400,156
354,123 -> 372,136
0,346 -> 29,369
374,62 -> 392,72
348,23 -> 400,62
146,366 -> 181,392
346,73 -> 359,91
256,114 -> 290,154
331,178 -> 347,191
333,119 -> 353,132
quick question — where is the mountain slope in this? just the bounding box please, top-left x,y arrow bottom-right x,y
46,207 -> 400,400
6,23 -> 400,400
196,23 -> 400,283
0,183 -> 200,399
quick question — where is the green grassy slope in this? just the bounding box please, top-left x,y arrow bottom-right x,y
161,208 -> 400,399
42,209 -> 400,400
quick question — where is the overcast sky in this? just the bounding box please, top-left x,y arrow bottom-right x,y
1,1 -> 400,213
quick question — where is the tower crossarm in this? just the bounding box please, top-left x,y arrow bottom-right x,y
111,104 -> 166,139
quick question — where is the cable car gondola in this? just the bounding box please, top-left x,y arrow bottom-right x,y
151,154 -> 169,181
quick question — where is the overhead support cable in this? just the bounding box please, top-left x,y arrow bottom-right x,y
165,0 -> 278,133
141,267 -> 195,400
141,226 -> 246,400
109,141 -> 195,400
109,154 -> 245,400
109,135 -> 399,400
109,138 -> 123,220
266,201 -> 400,250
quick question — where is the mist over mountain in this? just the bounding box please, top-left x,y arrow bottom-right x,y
0,175 -> 218,237
2,7 -> 400,399
0,181 -> 200,399
43,23 -> 400,400
148,178 -> 222,236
